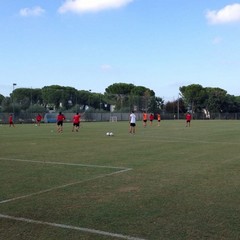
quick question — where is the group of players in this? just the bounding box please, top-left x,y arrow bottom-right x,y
129,111 -> 162,134
50,112 -> 81,133
142,111 -> 162,127
129,111 -> 192,134
8,112 -> 81,133
8,110 -> 191,134
55,112 -> 81,133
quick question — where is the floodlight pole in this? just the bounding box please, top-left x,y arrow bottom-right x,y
76,94 -> 78,112
12,83 -> 17,116
88,89 -> 91,109
177,93 -> 180,120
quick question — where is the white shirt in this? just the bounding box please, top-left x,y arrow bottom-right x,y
130,113 -> 136,123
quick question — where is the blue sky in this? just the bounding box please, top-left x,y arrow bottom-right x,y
1,0 -> 240,101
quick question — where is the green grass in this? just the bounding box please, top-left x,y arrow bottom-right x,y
0,120 -> 240,240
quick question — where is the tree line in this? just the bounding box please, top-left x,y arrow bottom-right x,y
0,83 -> 239,115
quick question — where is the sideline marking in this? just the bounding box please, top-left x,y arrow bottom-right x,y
0,158 -> 140,239
0,168 -> 131,204
0,157 -> 128,170
0,157 -> 132,204
0,213 -> 146,240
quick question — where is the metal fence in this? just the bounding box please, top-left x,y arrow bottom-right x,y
1,112 -> 240,124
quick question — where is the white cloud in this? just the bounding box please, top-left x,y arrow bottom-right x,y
101,64 -> 112,71
58,0 -> 133,14
206,3 -> 240,24
19,6 -> 45,17
212,36 -> 222,45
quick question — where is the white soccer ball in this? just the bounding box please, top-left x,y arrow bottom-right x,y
106,132 -> 110,136
110,132 -> 114,136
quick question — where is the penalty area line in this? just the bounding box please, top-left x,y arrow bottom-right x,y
0,213 -> 146,240
0,168 -> 132,204
0,157 -> 128,170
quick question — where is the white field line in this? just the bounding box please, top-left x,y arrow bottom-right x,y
0,157 -> 132,204
0,213 -> 146,240
0,158 -> 140,239
139,138 -> 240,145
0,157 -> 127,170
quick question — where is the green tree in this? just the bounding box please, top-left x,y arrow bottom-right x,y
204,87 -> 228,113
0,94 -> 4,105
10,88 -> 43,111
165,101 -> 176,115
89,93 -> 102,110
105,83 -> 135,111
223,95 -> 240,113
131,86 -> 155,96
131,86 -> 155,112
164,98 -> 186,116
105,83 -> 135,95
180,84 -> 207,113
155,97 -> 164,111
77,90 -> 91,110
105,83 -> 156,112
27,104 -> 46,114
1,97 -> 12,112
42,85 -> 78,110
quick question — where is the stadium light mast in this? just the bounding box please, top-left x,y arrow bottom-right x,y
88,89 -> 91,109
177,93 -> 180,120
12,83 -> 17,116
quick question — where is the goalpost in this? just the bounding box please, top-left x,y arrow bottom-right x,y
109,116 -> 118,122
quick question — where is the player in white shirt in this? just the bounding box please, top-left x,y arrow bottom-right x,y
129,111 -> 136,134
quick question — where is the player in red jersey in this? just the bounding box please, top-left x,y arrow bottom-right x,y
56,112 -> 66,133
72,112 -> 81,132
185,112 -> 192,127
36,114 -> 42,126
9,114 -> 15,127
149,113 -> 154,126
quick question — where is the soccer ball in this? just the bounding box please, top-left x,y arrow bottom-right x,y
110,132 -> 114,136
106,132 -> 110,136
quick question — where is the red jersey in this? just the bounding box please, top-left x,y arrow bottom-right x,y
186,113 -> 191,121
149,114 -> 154,121
73,114 -> 80,123
36,115 -> 42,122
57,114 -> 65,121
9,115 -> 13,123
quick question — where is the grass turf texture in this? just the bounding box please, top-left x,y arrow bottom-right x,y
0,120 -> 240,240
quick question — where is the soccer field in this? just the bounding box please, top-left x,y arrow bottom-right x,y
0,120 -> 240,240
